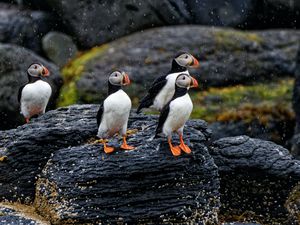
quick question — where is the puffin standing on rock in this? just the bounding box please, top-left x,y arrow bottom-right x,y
155,73 -> 198,156
96,71 -> 135,154
137,52 -> 199,113
18,63 -> 51,123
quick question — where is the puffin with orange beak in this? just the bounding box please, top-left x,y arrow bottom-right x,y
155,73 -> 198,156
96,71 -> 135,154
137,52 -> 199,113
18,63 -> 51,123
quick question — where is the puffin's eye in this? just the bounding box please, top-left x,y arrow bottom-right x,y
34,65 -> 37,69
185,55 -> 188,59
182,76 -> 185,80
115,74 -> 118,77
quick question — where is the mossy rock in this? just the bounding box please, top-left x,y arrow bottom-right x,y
192,79 -> 295,145
192,78 -> 293,121
58,45 -> 109,106
57,26 -> 299,107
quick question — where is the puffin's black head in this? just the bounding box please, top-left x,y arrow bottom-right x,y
173,52 -> 199,68
27,63 -> 50,78
175,73 -> 199,89
108,71 -> 131,86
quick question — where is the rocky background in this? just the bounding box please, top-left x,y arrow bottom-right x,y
0,0 -> 300,224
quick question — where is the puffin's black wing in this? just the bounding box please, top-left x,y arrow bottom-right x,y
137,75 -> 167,113
96,103 -> 104,127
150,74 -> 168,87
155,104 -> 170,138
18,84 -> 26,103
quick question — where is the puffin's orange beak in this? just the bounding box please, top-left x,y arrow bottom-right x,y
190,56 -> 199,68
122,73 -> 131,86
190,77 -> 199,88
41,66 -> 50,77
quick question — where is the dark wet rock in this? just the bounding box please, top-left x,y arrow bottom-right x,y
187,0 -> 300,29
0,204 -> 48,225
0,43 -> 63,130
0,3 -> 56,53
60,26 -> 299,105
44,0 -> 191,49
34,112 -> 219,224
210,136 -> 300,224
0,104 -> 98,202
42,31 -> 78,67
292,44 -> 300,158
0,102 -> 218,225
21,0 -> 299,48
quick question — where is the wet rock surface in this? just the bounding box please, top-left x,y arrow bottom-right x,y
61,26 -> 299,104
44,0 -> 190,48
18,0 -> 300,48
0,3 -> 55,53
0,43 -> 63,130
0,105 -> 98,202
0,102 -> 219,223
41,0 -> 255,49
0,104 -> 300,223
34,114 -> 219,224
211,136 -> 300,224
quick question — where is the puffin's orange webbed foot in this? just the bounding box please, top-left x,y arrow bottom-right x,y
168,138 -> 181,156
102,141 -> 114,154
25,118 -> 30,123
179,135 -> 191,154
179,143 -> 191,154
170,145 -> 181,156
120,136 -> 135,150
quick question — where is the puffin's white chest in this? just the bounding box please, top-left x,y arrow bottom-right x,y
21,80 -> 52,118
98,90 -> 132,138
153,70 -> 189,111
163,93 -> 193,134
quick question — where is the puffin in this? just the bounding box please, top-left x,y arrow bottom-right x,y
136,52 -> 199,113
18,63 -> 51,123
96,71 -> 135,153
155,73 -> 198,156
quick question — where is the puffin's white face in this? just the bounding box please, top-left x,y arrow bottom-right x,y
108,71 -> 131,86
175,53 -> 199,68
176,74 -> 199,89
27,63 -> 50,77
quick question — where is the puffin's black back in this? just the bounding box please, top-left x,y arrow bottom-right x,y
136,76 -> 168,113
137,55 -> 188,113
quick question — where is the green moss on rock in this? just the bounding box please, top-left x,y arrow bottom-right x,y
214,29 -> 263,51
57,44 -> 109,107
191,79 -> 294,123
